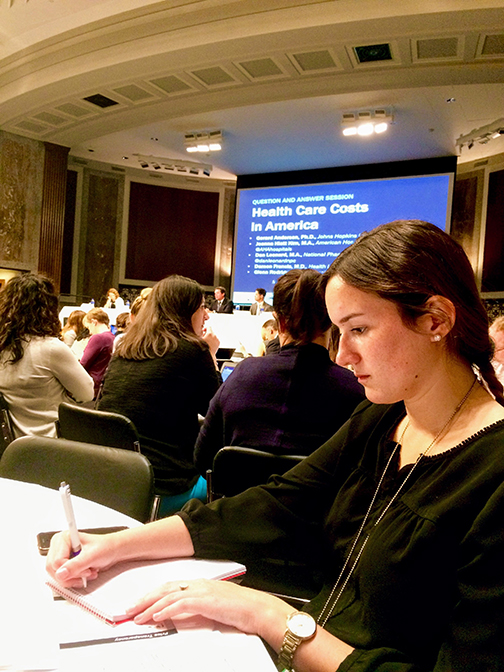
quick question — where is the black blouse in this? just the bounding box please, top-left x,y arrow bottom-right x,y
180,400 -> 504,671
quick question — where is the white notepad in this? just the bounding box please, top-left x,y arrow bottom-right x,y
46,557 -> 246,626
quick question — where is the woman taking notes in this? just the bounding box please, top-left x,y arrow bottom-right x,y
48,221 -> 504,671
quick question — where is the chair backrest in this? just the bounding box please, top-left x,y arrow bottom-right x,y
207,446 -> 304,502
207,446 -> 315,608
0,435 -> 155,522
58,402 -> 141,452
0,392 -> 14,460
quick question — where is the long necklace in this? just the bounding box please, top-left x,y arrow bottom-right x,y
317,376 -> 478,628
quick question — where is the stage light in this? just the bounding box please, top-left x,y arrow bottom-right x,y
133,154 -> 213,176
341,109 -> 394,138
456,117 -> 504,152
357,123 -> 374,136
185,130 -> 223,153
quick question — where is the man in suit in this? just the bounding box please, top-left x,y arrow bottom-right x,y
250,288 -> 273,315
210,286 -> 234,313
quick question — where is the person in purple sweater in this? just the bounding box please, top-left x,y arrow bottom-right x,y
194,268 -> 365,475
80,308 -> 115,398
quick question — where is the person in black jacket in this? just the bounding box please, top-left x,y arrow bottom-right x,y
48,221 -> 504,672
209,286 -> 234,313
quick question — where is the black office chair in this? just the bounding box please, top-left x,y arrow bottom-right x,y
58,402 -> 141,452
206,445 -> 305,502
0,392 -> 14,460
206,446 -> 319,607
0,435 -> 156,523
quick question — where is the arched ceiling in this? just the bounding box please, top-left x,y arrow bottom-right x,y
1,0 -> 503,179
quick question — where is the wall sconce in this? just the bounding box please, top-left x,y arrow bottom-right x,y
341,109 -> 394,137
185,130 -> 223,153
133,154 -> 213,176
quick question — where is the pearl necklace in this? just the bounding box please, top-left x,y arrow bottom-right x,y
317,376 -> 478,628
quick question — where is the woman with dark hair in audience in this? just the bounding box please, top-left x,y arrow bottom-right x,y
194,268 -> 364,475
49,221 -> 504,672
97,274 -> 221,516
60,309 -> 87,348
0,274 -> 94,437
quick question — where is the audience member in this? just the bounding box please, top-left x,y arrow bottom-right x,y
252,317 -> 280,356
104,287 -> 124,310
129,293 -> 149,324
328,324 -> 340,362
250,287 -> 273,314
489,316 -> 504,384
263,317 -> 280,355
97,275 -> 221,516
0,274 -> 93,437
140,287 -> 153,300
114,312 -> 130,334
49,221 -> 504,672
60,310 -> 87,348
194,268 -> 365,474
80,308 -> 115,398
209,286 -> 234,313
112,312 -> 130,352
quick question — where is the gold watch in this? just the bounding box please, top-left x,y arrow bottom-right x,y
277,611 -> 317,672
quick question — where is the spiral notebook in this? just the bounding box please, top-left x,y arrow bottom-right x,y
46,557 -> 246,626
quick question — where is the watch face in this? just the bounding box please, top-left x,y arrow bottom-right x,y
288,612 -> 317,639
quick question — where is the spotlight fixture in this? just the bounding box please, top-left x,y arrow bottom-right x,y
133,154 -> 213,176
341,109 -> 394,137
184,130 -> 223,153
456,117 -> 504,153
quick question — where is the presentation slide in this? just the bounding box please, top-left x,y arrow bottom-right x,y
232,173 -> 453,305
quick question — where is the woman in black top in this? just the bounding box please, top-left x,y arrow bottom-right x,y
49,221 -> 504,671
98,274 -> 220,515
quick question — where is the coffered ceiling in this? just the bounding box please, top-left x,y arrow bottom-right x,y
1,0 -> 503,179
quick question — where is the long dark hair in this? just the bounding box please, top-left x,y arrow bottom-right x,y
0,273 -> 61,364
323,220 -> 504,403
115,274 -> 206,360
273,268 -> 331,346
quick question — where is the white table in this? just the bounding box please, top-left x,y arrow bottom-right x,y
207,312 -> 275,356
0,478 -> 275,672
59,305 -> 128,327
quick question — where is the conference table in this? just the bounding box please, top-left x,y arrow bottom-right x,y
0,478 -> 276,672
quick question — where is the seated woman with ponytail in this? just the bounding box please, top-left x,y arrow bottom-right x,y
194,267 -> 365,475
49,221 -> 504,672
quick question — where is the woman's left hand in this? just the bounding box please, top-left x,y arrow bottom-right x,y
126,578 -> 293,644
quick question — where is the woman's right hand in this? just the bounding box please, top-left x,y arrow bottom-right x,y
203,326 -> 220,357
46,530 -> 121,587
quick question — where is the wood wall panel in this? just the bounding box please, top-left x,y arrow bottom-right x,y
482,168 -> 504,292
126,181 -> 219,286
38,142 -> 70,292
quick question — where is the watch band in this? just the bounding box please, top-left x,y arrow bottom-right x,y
277,629 -> 302,671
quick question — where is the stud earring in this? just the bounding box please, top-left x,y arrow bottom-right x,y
432,334 -> 442,342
